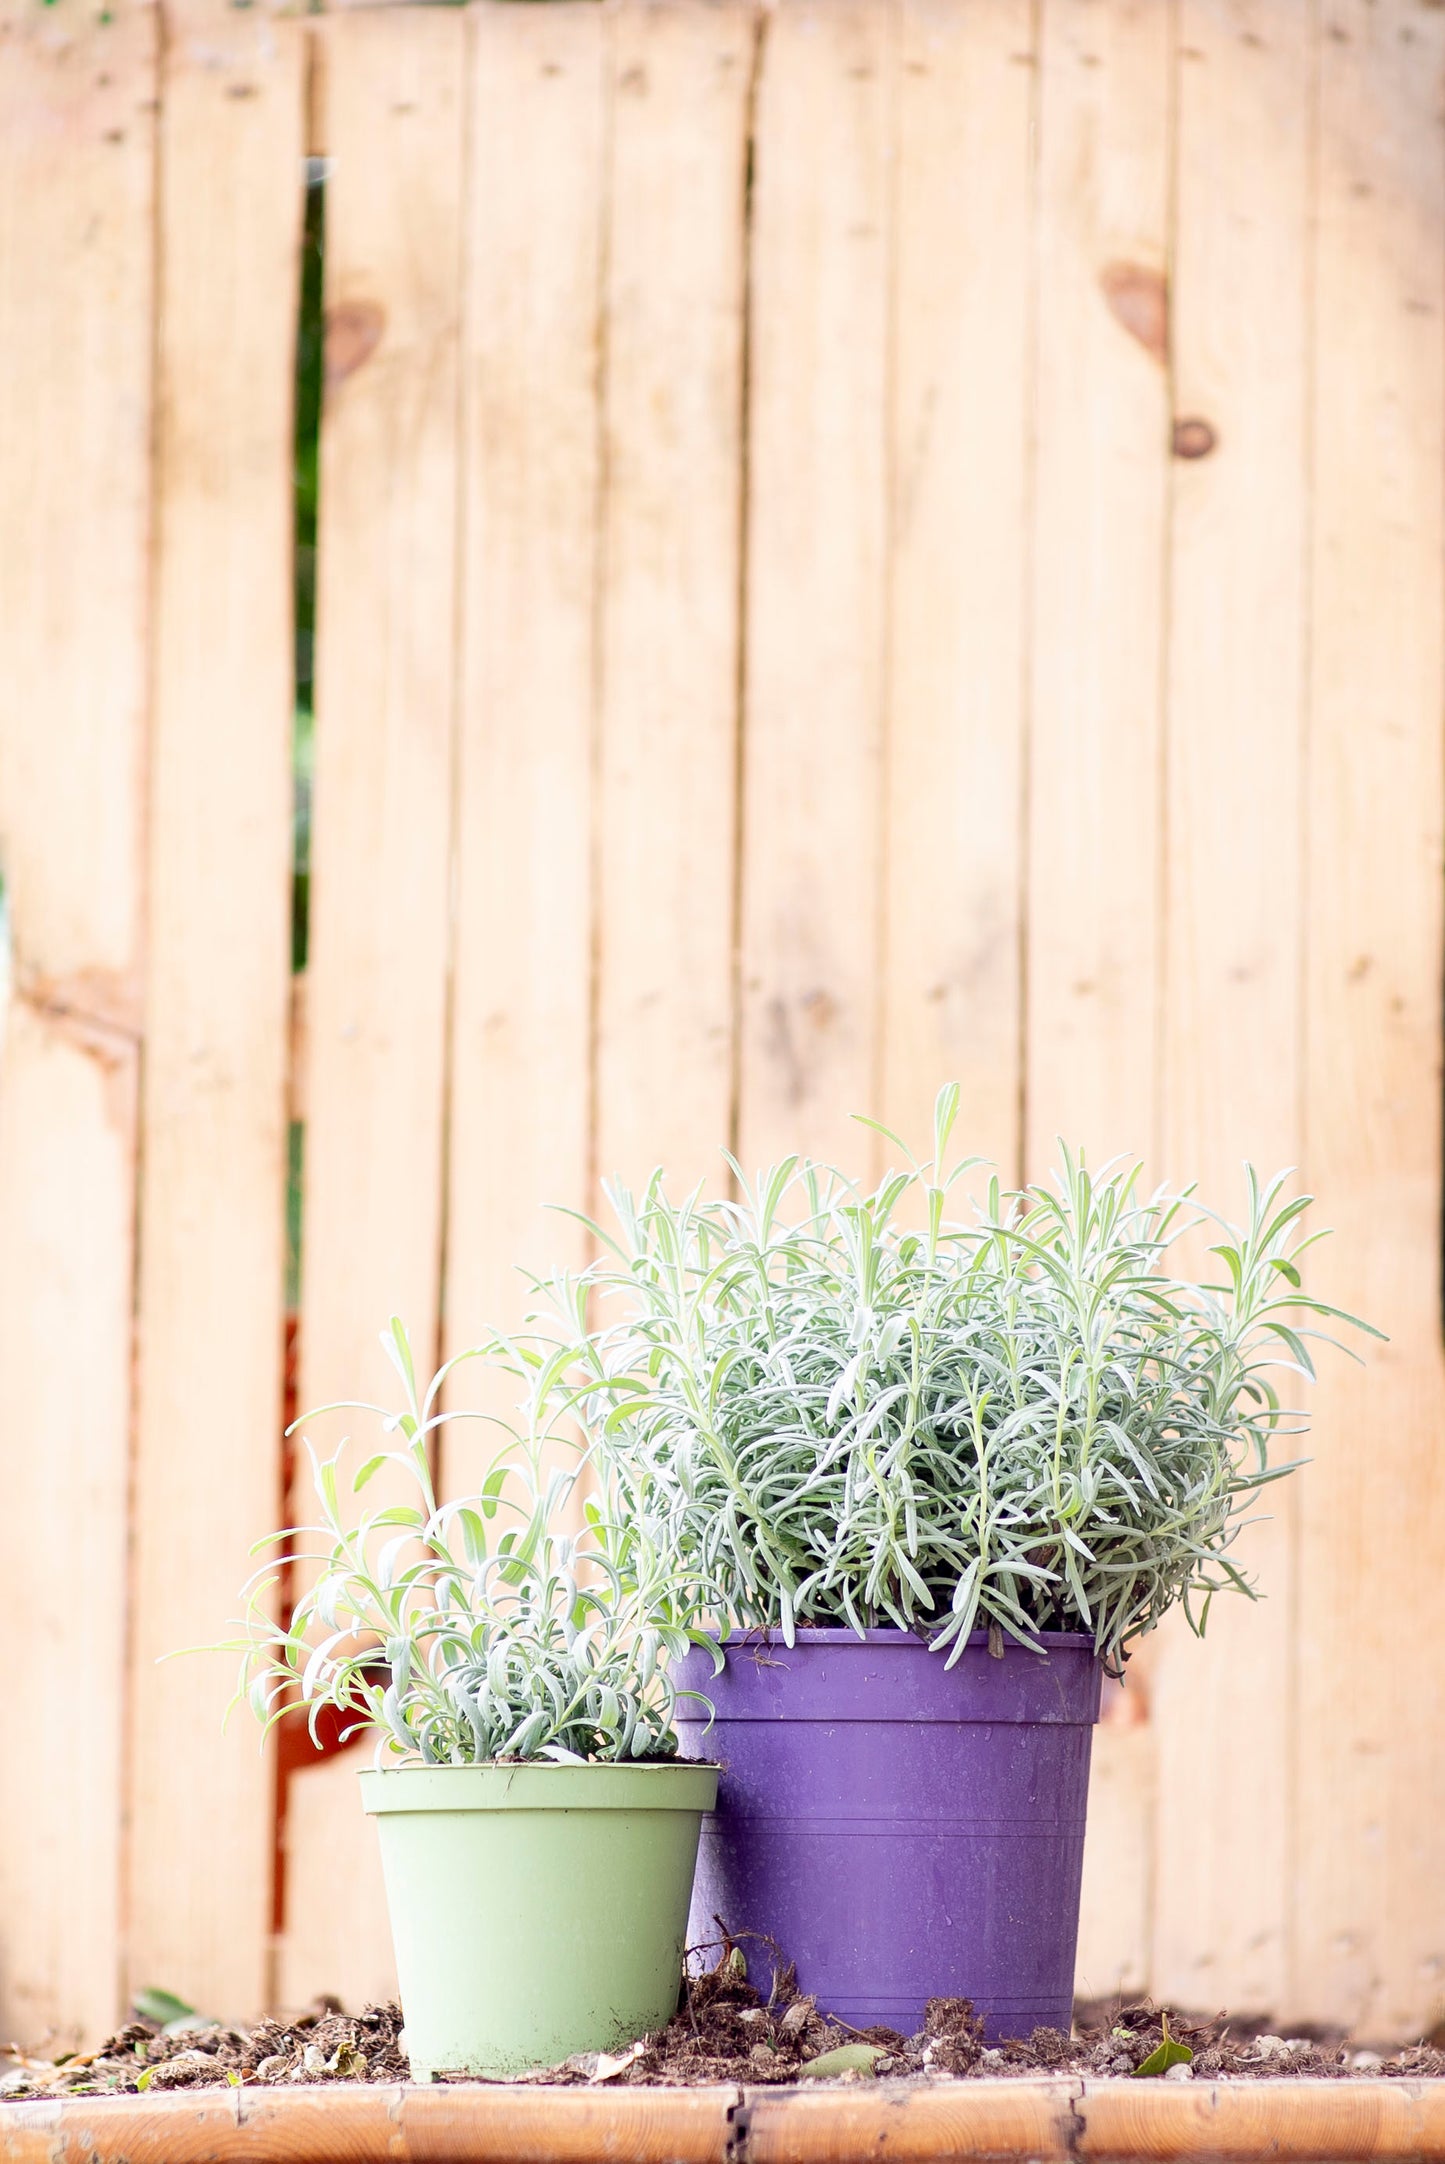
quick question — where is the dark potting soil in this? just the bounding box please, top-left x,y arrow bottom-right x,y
5,1947 -> 1443,2099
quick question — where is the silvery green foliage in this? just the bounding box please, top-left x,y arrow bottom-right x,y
229,1323 -> 716,1764
544,1087 -> 1375,1674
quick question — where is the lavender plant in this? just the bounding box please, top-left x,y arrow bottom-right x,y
225,1322 -> 717,1765
540,1088 -> 1375,1674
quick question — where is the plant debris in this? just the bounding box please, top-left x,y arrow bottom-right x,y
4,1956 -> 1442,2101
524,1958 -> 1443,2089
1,1999 -> 407,2099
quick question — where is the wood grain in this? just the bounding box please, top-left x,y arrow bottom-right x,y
594,0 -> 754,1204
9,2079 -> 1445,2164
880,0 -> 1034,1183
279,6 -> 465,2015
0,2085 -> 735,2164
129,0 -> 305,2018
297,7 -> 463,1498
0,0 -> 155,2050
1294,0 -> 1445,2036
1149,0 -> 1312,2019
1026,0 -> 1171,1173
1028,0 -> 1173,2012
736,0 -> 894,1176
1074,2079 -> 1445,2161
278,1756 -> 396,2014
743,2081 -> 1079,2164
1074,1707 -> 1153,2003
443,1 -> 607,1494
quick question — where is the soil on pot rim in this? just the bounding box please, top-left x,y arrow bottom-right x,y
5,1946 -> 1444,2099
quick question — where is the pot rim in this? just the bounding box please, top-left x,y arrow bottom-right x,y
358,1759 -> 720,1815
703,1625 -> 1099,1651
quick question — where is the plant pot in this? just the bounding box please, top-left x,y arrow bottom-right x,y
359,1760 -> 718,2079
673,1628 -> 1101,2040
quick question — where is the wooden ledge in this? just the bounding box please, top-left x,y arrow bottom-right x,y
1074,2080 -> 1445,2161
743,2082 -> 1445,2162
0,2085 -> 733,2164
2,2078 -> 1443,2164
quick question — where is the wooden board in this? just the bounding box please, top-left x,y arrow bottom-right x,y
880,0 -> 1034,1184
0,0 -> 155,2048
1074,1701 -> 1154,2003
279,6 -> 466,2014
1294,0 -> 1445,2037
1148,0 -> 1312,2020
1027,0 -> 1172,2008
14,2072 -> 1445,2164
735,0 -> 894,1179
1025,0 -> 1171,1175
128,0 -> 305,2019
593,0 -> 754,1205
297,8 -> 463,1504
442,0 -> 607,1495
277,1754 -> 396,2014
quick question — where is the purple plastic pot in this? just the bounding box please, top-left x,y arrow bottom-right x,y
673,1627 -> 1102,2040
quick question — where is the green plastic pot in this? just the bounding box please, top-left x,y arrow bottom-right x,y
359,1760 -> 718,2080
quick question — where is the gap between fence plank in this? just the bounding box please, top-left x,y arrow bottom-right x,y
280,5 -> 467,2016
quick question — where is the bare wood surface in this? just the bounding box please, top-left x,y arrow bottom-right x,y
1027,0 -> 1172,2007
442,0 -> 606,1493
8,2079 -> 1445,2164
128,0 -> 305,2017
736,0 -> 894,1173
1149,0 -> 1312,2019
1025,0 -> 1171,1172
390,2085 -> 734,2164
1295,0 -> 1445,2036
0,0 -> 155,2044
1074,1710 -> 1153,2004
594,0 -> 754,1201
1074,2080 -> 1445,2161
281,5 -> 466,2016
742,2081 -> 1079,2164
0,2084 -> 736,2164
298,7 -> 463,1496
880,0 -> 1033,1181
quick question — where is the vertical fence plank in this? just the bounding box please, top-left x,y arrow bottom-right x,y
1149,0 -> 1311,2020
443,1 -> 606,1492
1296,0 -> 1445,2036
0,0 -> 154,2048
880,0 -> 1033,1180
1028,0 -> 1172,2006
279,7 -> 466,2015
1075,1715 -> 1155,2004
1026,0 -> 1170,1173
594,0 -> 753,1203
736,0 -> 894,1176
129,0 -> 304,2016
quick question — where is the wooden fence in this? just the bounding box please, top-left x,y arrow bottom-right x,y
2,0 -> 1443,2053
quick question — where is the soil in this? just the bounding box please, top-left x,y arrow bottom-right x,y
4,1949 -> 1442,2100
